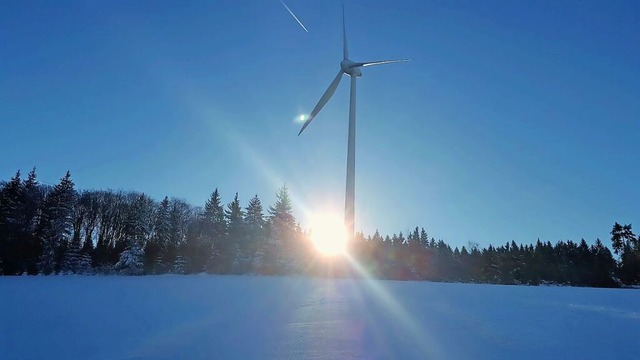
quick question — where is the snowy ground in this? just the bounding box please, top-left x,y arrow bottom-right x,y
1,275 -> 638,359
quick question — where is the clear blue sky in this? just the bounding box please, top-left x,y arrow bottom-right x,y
1,0 -> 638,249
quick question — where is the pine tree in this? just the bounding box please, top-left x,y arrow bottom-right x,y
21,168 -> 44,274
183,213 -> 207,273
418,228 -> 429,249
245,195 -> 266,273
119,193 -> 154,273
203,189 -> 227,273
267,185 -> 296,274
225,193 -> 245,273
36,171 -> 76,274
610,223 -> 637,255
147,196 -> 170,273
61,231 -> 82,274
610,222 -> 640,285
591,238 -> 616,287
172,255 -> 187,274
78,251 -> 93,274
0,171 -> 23,274
397,232 -> 406,245
115,241 -> 144,275
0,171 -> 22,225
482,245 -> 500,283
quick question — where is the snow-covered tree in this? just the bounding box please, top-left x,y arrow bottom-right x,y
172,255 -> 187,274
94,190 -> 128,267
146,196 -> 170,273
37,171 -> 76,274
61,241 -> 82,274
115,241 -> 144,275
109,193 -> 154,274
71,190 -> 100,272
78,251 -> 93,274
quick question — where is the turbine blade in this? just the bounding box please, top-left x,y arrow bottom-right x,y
342,2 -> 348,59
298,70 -> 344,136
280,0 -> 308,32
353,59 -> 413,67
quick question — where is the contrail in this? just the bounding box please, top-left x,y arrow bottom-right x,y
280,0 -> 309,32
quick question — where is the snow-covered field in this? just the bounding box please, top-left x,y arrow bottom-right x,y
1,276 -> 638,359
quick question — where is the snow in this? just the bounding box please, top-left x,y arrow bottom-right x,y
1,276 -> 638,359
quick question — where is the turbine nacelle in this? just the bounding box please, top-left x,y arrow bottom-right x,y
340,59 -> 362,77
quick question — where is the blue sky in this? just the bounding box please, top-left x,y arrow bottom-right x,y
1,0 -> 638,249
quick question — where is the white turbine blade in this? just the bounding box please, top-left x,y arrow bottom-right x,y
280,0 -> 308,32
354,59 -> 413,67
342,2 -> 348,59
298,70 -> 344,136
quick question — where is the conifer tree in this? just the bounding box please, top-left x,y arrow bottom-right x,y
0,171 -> 22,274
203,189 -> 227,273
183,212 -> 207,273
610,222 -> 640,284
20,168 -> 43,274
419,228 -> 429,248
115,241 -> 144,275
61,229 -> 82,274
591,238 -> 616,287
172,255 -> 187,274
37,171 -> 76,274
610,223 -> 637,255
245,195 -> 266,273
147,196 -> 170,273
267,185 -> 296,274
225,193 -> 245,273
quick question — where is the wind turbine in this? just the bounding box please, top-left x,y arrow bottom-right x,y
298,4 -> 410,238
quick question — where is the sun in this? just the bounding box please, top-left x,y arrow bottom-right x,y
298,114 -> 306,122
309,212 -> 348,256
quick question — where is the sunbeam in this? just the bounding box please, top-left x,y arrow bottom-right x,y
343,253 -> 445,359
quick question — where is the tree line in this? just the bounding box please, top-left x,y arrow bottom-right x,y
0,169 -> 638,288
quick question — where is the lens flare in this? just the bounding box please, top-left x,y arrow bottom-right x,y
309,212 -> 348,256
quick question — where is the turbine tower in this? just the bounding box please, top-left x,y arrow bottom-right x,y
298,4 -> 410,238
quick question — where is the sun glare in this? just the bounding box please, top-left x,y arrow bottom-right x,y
298,114 -> 306,121
309,213 -> 348,256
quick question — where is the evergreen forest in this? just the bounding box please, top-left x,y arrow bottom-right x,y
1,169 -> 639,288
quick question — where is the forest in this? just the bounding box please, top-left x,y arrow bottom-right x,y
0,169 -> 638,288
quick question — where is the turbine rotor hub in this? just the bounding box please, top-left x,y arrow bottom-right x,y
340,59 -> 362,77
